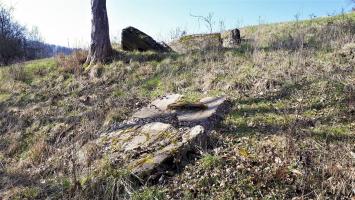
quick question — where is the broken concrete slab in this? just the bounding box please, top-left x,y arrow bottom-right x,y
132,94 -> 182,119
123,122 -> 173,151
169,33 -> 222,53
177,96 -> 228,128
129,125 -> 205,178
129,94 -> 228,129
99,122 -> 206,179
167,102 -> 208,111
122,26 -> 172,52
91,94 -> 229,182
221,28 -> 241,48
169,28 -> 241,53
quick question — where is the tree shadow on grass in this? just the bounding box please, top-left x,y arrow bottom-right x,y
219,81 -> 354,144
0,171 -> 36,190
111,50 -> 180,64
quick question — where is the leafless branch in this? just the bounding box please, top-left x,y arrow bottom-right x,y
190,12 -> 215,33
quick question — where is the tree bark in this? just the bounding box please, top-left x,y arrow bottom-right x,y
86,0 -> 112,66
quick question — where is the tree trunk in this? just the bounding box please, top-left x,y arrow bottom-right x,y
86,0 -> 112,66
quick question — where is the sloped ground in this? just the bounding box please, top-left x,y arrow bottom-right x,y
0,13 -> 354,199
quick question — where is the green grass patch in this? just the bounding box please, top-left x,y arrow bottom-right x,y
25,58 -> 57,74
200,154 -> 222,169
13,187 -> 41,200
0,92 -> 11,103
310,124 -> 353,141
113,88 -> 124,97
140,76 -> 166,98
0,58 -> 57,85
132,187 -> 166,200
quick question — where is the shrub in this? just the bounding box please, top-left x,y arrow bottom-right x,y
6,63 -> 29,82
56,50 -> 87,75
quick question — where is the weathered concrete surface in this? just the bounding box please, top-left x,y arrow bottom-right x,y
177,96 -> 228,127
99,122 -> 206,179
132,94 -> 182,119
169,33 -> 222,53
131,94 -> 228,128
169,28 -> 241,53
122,26 -> 172,52
221,28 -> 241,48
90,94 -> 229,181
128,125 -> 205,178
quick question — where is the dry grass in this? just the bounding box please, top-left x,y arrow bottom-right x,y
55,50 -> 88,75
0,13 -> 354,199
3,63 -> 28,82
28,138 -> 50,165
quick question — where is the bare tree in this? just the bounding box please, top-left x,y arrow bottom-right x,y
86,0 -> 112,66
0,3 -> 73,66
169,27 -> 187,41
0,3 -> 26,65
190,12 -> 215,33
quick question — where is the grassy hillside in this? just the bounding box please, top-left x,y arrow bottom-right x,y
0,13 -> 354,199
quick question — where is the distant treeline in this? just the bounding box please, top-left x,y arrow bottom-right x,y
0,4 -> 74,66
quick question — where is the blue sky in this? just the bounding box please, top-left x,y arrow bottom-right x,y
3,0 -> 354,47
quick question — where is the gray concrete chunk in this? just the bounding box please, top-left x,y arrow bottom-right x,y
94,94 -> 229,182
177,96 -> 227,127
132,94 -> 182,119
